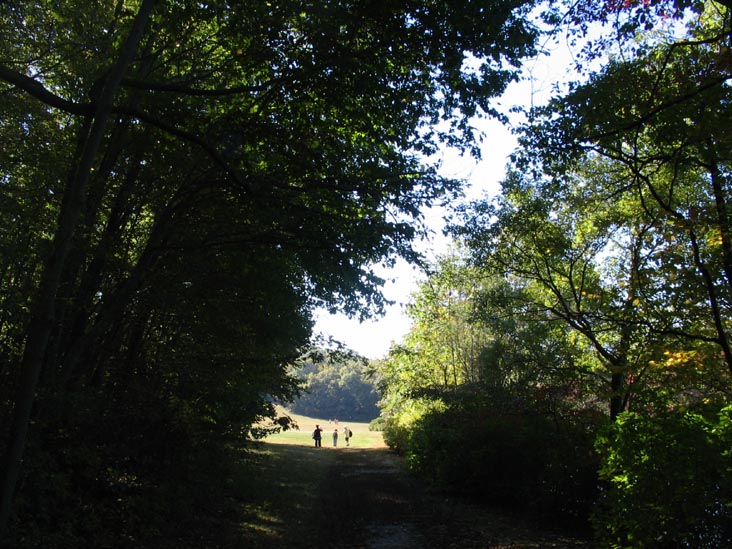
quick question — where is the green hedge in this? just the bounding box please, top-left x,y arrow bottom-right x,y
594,406 -> 732,548
397,406 -> 599,525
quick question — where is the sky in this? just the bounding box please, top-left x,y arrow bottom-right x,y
313,40 -> 574,360
312,118 -> 516,360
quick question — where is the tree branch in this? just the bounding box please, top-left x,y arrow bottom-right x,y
120,75 -> 292,96
590,76 -> 730,142
0,65 -> 250,191
0,64 -> 90,115
112,104 -> 251,191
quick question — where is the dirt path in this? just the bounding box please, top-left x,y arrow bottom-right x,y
314,446 -> 593,548
239,439 -> 594,548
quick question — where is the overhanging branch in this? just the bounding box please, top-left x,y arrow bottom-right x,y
0,64 -> 90,115
112,105 -> 251,191
0,65 -> 250,191
120,75 -> 292,96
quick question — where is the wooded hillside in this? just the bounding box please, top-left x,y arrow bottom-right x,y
288,349 -> 380,422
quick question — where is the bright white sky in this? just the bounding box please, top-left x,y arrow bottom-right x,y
314,37 -> 576,359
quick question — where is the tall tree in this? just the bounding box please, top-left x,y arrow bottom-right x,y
453,1 -> 732,419
0,0 -> 158,529
404,251 -> 489,387
0,0 -> 541,535
516,1 -> 732,380
455,162 -> 667,419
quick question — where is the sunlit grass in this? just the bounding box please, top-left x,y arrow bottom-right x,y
237,437 -> 335,542
238,409 -> 393,544
264,408 -> 386,448
240,503 -> 283,535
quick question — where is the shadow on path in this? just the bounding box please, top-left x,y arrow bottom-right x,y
239,442 -> 594,548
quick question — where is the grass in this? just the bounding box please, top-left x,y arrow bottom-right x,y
235,410 -> 595,548
236,409 -> 386,545
263,408 -> 385,448
236,441 -> 335,545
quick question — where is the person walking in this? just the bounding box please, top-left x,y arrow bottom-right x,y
343,426 -> 351,446
332,428 -> 338,447
313,425 -> 323,448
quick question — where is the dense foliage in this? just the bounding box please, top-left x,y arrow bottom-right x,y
288,349 -> 380,422
379,255 -> 604,526
377,1 -> 732,546
594,407 -> 732,546
0,0 -> 540,543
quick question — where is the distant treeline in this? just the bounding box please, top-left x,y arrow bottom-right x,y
289,349 -> 380,423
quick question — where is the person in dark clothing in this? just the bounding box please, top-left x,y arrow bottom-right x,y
313,425 -> 323,447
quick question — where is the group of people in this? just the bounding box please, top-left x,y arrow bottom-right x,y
312,424 -> 352,448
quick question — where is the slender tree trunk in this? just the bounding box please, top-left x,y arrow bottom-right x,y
688,227 -> 732,377
642,166 -> 732,377
0,0 -> 157,534
60,202 -> 173,387
53,42 -> 158,388
55,153 -> 143,387
608,233 -> 644,421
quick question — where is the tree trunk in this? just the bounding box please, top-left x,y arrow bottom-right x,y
0,0 -> 157,534
52,44 -> 158,388
55,153 -> 143,387
60,201 -> 173,387
609,371 -> 624,421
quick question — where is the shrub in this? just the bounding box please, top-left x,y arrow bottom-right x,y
369,416 -> 386,431
382,415 -> 411,454
594,406 -> 732,548
402,405 -> 599,524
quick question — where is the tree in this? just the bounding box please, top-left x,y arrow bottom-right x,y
408,251 -> 490,386
1,0 -> 542,536
448,2 -> 732,542
289,350 -> 380,422
376,250 -> 602,519
456,160 -> 683,419
454,0 -> 732,417
377,248 -> 595,434
0,0 -> 158,530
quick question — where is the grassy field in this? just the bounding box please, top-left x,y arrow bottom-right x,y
262,408 -> 385,448
236,409 -> 386,544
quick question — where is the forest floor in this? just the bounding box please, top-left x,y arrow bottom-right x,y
234,423 -> 596,548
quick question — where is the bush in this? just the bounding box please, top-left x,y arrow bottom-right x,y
369,416 -> 386,431
401,405 -> 599,525
5,385 -> 254,548
382,416 -> 411,454
594,406 -> 732,548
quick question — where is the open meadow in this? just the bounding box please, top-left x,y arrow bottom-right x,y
262,408 -> 385,448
